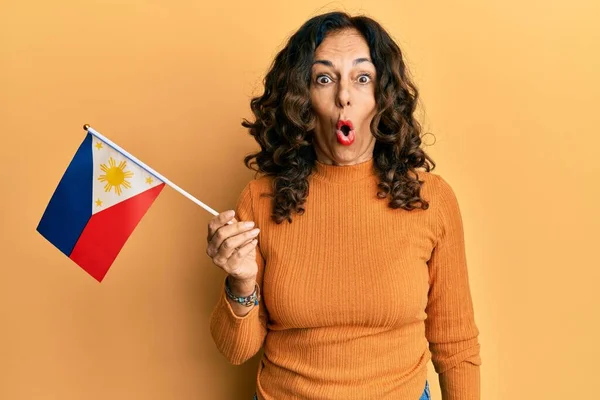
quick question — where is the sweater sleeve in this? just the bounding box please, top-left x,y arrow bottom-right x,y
425,175 -> 482,400
208,180 -> 269,365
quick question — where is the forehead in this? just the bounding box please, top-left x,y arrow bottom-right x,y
314,29 -> 371,60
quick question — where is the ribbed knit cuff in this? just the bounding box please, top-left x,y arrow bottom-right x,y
209,278 -> 262,365
218,278 -> 260,322
439,362 -> 480,400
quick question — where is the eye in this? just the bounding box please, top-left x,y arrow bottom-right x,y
316,75 -> 332,85
357,74 -> 372,84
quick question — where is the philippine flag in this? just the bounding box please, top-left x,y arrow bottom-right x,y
37,131 -> 165,282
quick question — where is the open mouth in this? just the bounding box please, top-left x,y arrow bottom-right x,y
336,119 -> 355,146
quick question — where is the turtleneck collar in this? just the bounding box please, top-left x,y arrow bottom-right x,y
312,157 -> 376,184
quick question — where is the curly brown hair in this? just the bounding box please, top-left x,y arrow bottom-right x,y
242,11 -> 436,224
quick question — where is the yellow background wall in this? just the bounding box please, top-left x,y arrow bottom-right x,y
1,1 -> 598,399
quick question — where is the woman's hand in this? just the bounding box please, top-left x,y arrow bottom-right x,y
206,210 -> 260,295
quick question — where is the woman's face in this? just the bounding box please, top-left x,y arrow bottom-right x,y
309,28 -> 377,166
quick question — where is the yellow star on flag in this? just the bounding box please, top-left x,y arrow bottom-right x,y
95,142 -> 103,150
95,198 -> 103,207
145,176 -> 154,185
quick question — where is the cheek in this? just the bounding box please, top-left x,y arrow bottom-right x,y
310,90 -> 332,118
363,90 -> 377,116
361,87 -> 377,108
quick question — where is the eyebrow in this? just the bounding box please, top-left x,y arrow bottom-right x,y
312,57 -> 373,67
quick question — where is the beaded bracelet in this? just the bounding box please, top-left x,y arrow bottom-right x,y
225,276 -> 261,307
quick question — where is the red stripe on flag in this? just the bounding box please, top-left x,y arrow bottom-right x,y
69,183 -> 165,282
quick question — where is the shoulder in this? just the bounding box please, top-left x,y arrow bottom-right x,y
414,169 -> 463,231
414,169 -> 459,204
416,170 -> 465,242
237,175 -> 273,201
234,175 -> 273,220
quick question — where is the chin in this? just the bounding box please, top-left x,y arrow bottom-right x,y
329,148 -> 363,165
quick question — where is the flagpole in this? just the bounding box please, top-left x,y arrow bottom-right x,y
83,124 -> 221,218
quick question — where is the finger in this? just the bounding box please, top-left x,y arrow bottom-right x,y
217,228 -> 260,260
208,221 -> 255,258
235,239 -> 258,259
213,238 -> 256,274
207,220 -> 256,258
212,254 -> 227,269
227,239 -> 258,273
207,210 -> 237,241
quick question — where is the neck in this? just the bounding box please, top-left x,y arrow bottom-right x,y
312,157 -> 375,184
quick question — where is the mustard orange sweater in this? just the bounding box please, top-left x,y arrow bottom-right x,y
209,159 -> 481,399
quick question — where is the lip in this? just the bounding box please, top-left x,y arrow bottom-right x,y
335,119 -> 355,146
336,119 -> 354,130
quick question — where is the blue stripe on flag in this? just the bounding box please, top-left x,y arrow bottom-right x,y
37,133 -> 94,256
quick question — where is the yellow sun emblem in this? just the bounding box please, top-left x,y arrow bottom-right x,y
98,157 -> 133,195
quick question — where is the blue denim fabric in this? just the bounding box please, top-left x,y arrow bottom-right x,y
419,380 -> 431,400
253,380 -> 430,399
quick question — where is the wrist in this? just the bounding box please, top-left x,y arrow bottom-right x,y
225,276 -> 260,308
227,276 -> 257,297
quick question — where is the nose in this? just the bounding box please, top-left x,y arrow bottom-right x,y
336,80 -> 351,108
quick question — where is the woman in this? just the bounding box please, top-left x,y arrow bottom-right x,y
207,11 -> 481,400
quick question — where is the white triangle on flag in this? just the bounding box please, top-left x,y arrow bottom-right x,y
90,136 -> 163,214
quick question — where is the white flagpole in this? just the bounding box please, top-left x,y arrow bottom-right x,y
83,124 -> 221,217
